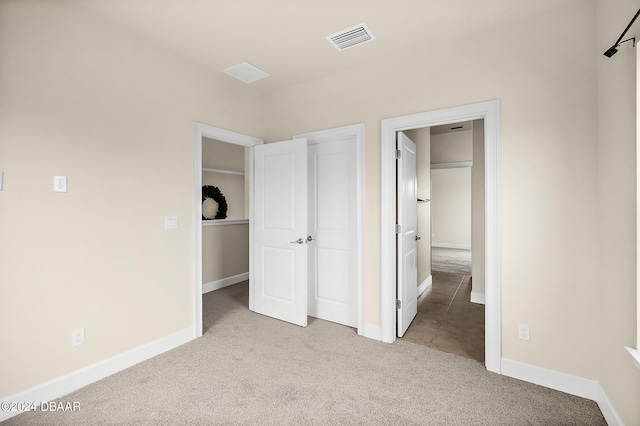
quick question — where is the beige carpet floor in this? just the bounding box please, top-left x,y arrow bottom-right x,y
4,282 -> 606,425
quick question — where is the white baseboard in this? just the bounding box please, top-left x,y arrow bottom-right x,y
502,359 -> 623,425
470,291 -> 485,305
360,323 -> 381,341
501,358 -> 598,400
0,327 -> 194,422
596,383 -> 624,426
202,272 -> 249,294
417,275 -> 432,297
431,243 -> 471,250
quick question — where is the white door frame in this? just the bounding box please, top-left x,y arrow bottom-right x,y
294,124 -> 365,335
380,100 -> 501,373
193,122 -> 263,338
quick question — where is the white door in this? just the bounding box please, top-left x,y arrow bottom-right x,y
397,132 -> 418,337
254,138 -> 308,327
307,136 -> 357,327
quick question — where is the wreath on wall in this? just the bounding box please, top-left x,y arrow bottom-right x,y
202,185 -> 228,220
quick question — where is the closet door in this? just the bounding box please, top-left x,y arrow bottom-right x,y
306,136 -> 357,327
254,138 -> 308,326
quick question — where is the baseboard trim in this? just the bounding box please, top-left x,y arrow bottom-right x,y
470,291 -> 485,305
202,272 -> 249,294
596,383 -> 624,426
360,323 -> 382,341
0,327 -> 194,422
501,358 -> 598,400
417,275 -> 432,297
431,243 -> 471,250
502,359 -> 623,425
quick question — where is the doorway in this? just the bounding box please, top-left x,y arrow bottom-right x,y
400,121 -> 484,363
194,123 -> 364,337
380,100 -> 501,373
193,122 -> 263,338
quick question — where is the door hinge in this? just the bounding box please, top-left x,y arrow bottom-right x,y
395,149 -> 402,159
396,299 -> 401,310
395,224 -> 401,234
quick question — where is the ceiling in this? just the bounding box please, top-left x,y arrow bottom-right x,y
71,0 -> 585,93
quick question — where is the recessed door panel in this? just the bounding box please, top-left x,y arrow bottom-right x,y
316,151 -> 349,232
262,247 -> 296,301
263,152 -> 295,231
315,247 -> 350,303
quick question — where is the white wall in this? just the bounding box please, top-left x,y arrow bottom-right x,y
0,1 -> 264,397
596,0 -> 640,424
431,168 -> 472,247
430,130 -> 473,163
430,130 -> 473,248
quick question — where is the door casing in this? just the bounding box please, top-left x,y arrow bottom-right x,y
380,100 -> 501,373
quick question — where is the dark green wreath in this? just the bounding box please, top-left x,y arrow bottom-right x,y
202,185 -> 228,220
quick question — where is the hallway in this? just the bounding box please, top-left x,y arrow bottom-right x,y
401,271 -> 485,362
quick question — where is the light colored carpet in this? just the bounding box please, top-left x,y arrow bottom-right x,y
4,282 -> 606,425
432,247 -> 472,274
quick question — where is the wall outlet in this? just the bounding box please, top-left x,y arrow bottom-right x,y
72,328 -> 85,346
53,176 -> 67,192
518,324 -> 530,341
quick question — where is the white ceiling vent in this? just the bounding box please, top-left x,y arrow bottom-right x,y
327,23 -> 375,51
224,62 -> 269,84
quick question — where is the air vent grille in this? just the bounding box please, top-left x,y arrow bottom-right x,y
223,62 -> 269,84
327,23 -> 375,51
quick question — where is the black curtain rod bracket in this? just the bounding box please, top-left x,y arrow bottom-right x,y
604,8 -> 640,57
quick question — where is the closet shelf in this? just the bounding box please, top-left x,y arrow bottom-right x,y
202,168 -> 244,176
202,219 -> 249,226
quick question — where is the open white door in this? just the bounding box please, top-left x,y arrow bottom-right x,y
397,132 -> 418,337
254,138 -> 308,327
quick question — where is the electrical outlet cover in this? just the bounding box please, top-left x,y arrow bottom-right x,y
54,176 -> 67,192
72,328 -> 85,346
518,324 -> 530,341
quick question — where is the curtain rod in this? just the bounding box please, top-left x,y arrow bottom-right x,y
604,8 -> 640,57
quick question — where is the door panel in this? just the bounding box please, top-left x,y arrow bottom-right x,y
307,137 -> 357,327
254,139 -> 308,327
397,132 -> 418,337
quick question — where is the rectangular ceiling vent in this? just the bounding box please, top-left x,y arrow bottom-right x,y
327,23 -> 375,51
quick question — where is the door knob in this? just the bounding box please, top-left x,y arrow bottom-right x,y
306,235 -> 315,243
290,238 -> 305,244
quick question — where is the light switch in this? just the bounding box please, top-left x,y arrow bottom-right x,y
165,216 -> 178,230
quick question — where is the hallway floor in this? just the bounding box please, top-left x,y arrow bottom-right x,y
401,271 -> 485,363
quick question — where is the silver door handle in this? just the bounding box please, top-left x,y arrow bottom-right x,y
306,235 -> 315,243
290,238 -> 305,244
415,235 -> 421,241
